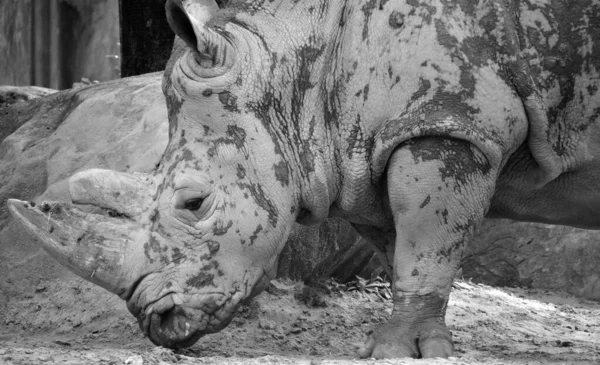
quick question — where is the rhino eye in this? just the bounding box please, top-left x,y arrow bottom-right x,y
184,198 -> 204,211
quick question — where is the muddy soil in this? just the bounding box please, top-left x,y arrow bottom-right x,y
1,279 -> 599,365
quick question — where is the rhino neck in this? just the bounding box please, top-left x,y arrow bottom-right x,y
300,2 -> 397,226
284,1 -> 378,226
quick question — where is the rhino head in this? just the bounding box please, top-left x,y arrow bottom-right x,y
8,0 -> 336,348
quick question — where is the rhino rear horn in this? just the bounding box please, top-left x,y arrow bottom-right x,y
166,0 -> 235,69
69,169 -> 155,217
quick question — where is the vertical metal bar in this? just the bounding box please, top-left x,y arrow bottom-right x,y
49,0 -> 61,89
31,0 -> 48,87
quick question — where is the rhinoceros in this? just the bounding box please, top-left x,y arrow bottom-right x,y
7,0 -> 600,359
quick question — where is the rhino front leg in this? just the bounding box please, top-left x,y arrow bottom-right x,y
360,137 -> 497,359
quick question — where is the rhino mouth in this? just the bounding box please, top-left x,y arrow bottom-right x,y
130,286 -> 242,348
130,268 -> 272,348
139,294 -> 208,348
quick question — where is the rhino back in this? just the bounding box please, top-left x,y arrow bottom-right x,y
317,1 -> 531,223
314,1 -> 599,228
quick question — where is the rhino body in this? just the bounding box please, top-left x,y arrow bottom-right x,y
8,0 -> 600,359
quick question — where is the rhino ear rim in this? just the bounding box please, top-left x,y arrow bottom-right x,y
166,0 -> 236,70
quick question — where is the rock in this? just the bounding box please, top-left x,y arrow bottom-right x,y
34,284 -> 46,293
0,86 -> 56,107
267,280 -> 299,295
259,318 -> 277,331
124,355 -> 143,365
464,219 -> 600,300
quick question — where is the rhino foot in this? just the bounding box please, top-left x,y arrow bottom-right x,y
358,320 -> 453,359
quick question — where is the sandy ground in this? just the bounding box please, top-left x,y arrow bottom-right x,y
1,280 -> 599,365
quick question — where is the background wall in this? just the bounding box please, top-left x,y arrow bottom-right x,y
0,0 -> 120,89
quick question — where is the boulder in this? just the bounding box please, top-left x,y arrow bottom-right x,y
0,86 -> 56,107
464,219 -> 600,301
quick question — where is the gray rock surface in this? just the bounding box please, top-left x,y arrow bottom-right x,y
466,219 -> 600,301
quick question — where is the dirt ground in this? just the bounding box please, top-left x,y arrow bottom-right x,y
1,279 -> 599,365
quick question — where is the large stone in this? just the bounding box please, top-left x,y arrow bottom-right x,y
464,219 -> 600,301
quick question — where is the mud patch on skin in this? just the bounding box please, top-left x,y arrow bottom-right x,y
389,10 -> 405,29
213,220 -> 234,236
408,78 -> 431,107
149,211 -> 173,240
218,92 -> 240,113
171,248 -> 187,264
405,138 -> 492,197
273,161 -> 290,187
207,240 -> 220,253
248,225 -> 263,245
237,164 -> 247,179
186,271 -> 216,289
207,125 -> 248,158
237,182 -> 279,227
144,235 -> 167,264
163,83 -> 183,140
360,0 -> 380,41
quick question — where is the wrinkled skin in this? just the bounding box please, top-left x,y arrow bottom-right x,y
8,0 -> 600,359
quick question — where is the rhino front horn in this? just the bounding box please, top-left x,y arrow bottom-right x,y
166,0 -> 236,69
7,199 -> 152,298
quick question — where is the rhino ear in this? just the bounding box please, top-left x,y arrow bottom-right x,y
166,0 -> 236,69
